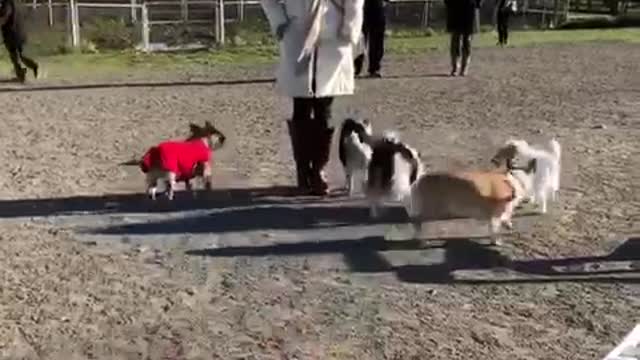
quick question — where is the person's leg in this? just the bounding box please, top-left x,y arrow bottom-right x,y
288,97 -> 313,190
309,96 -> 335,195
449,32 -> 461,76
17,46 -> 39,78
460,34 -> 472,76
367,14 -> 386,76
4,38 -> 26,82
497,14 -> 506,45
354,53 -> 365,77
504,12 -> 511,45
354,18 -> 368,77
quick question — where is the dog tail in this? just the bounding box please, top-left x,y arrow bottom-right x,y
119,159 -> 140,166
548,138 -> 561,192
381,130 -> 399,143
548,138 -> 561,161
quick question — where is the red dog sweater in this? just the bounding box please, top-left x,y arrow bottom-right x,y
140,139 -> 211,181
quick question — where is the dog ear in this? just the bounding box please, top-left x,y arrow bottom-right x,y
527,159 -> 537,173
189,123 -> 202,135
362,118 -> 370,126
204,121 -> 216,132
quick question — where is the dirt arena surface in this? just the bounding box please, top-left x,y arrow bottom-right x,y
0,43 -> 638,359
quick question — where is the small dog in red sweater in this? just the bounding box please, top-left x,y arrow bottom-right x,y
124,121 -> 226,200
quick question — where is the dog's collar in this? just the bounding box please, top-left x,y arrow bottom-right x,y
508,165 -> 528,171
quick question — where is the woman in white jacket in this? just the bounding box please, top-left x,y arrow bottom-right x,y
261,0 -> 364,196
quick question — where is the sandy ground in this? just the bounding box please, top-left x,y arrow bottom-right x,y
0,43 -> 639,359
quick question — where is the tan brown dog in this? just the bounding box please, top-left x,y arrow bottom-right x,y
122,121 -> 226,200
405,165 -> 526,246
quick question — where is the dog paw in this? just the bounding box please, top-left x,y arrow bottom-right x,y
148,188 -> 158,201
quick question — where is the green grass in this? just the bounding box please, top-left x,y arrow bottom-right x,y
389,28 -> 640,54
0,28 -> 638,79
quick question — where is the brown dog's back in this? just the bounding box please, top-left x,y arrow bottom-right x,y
411,171 -> 515,221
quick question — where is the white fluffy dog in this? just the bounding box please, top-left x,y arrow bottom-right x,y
491,138 -> 562,214
338,118 -> 373,197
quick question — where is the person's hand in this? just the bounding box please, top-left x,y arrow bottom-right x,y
276,20 -> 291,41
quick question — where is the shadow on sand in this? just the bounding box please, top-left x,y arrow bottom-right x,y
6,184 -> 636,286
0,73 -> 451,93
187,235 -> 640,285
0,186 -> 352,218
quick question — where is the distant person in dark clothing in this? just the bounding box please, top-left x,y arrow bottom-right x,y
354,0 -> 387,78
496,0 -> 516,46
0,0 -> 38,83
445,0 -> 482,76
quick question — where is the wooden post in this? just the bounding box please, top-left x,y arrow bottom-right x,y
47,0 -> 53,27
141,3 -> 150,52
32,0 -> 36,10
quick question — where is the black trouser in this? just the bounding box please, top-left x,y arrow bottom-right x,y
354,12 -> 386,75
3,34 -> 38,77
497,11 -> 510,45
292,97 -> 334,127
450,32 -> 472,61
290,96 -> 334,192
363,14 -> 386,74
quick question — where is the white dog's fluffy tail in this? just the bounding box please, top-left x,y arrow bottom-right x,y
548,138 -> 561,161
381,130 -> 399,143
548,138 -> 561,192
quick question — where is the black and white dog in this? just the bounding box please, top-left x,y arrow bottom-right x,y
365,131 -> 423,218
338,118 -> 374,197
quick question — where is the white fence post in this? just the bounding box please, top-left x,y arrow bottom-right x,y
130,0 -> 137,23
48,0 -> 53,27
421,0 -> 429,27
214,0 -> 219,42
238,0 -> 244,21
141,3 -> 150,51
218,0 -> 225,44
69,0 -> 80,48
181,0 -> 188,23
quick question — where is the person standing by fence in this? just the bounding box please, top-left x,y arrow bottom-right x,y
0,0 -> 38,83
261,0 -> 364,196
354,0 -> 387,78
445,0 -> 482,76
496,0 -> 517,46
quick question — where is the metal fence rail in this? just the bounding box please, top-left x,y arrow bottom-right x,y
31,0 -> 613,52
53,0 -> 445,52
